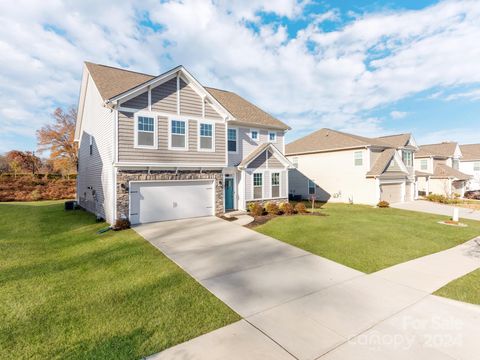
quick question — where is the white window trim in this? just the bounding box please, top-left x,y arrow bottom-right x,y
308,179 -> 316,195
134,112 -> 158,149
227,127 -> 238,154
252,172 -> 264,200
354,151 -> 363,166
291,156 -> 298,168
198,120 -> 215,152
268,131 -> 277,143
271,172 -> 281,199
474,161 -> 480,171
168,117 -> 189,151
250,128 -> 260,141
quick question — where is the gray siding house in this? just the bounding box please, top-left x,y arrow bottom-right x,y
75,62 -> 292,224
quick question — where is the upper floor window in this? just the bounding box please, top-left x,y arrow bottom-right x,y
199,123 -> 214,151
228,128 -> 237,152
170,119 -> 187,150
292,157 -> 298,168
269,131 -> 277,142
308,179 -> 316,195
452,159 -> 459,170
272,172 -> 280,198
253,173 -> 263,199
420,159 -> 428,170
474,162 -> 480,171
250,129 -> 259,141
134,114 -> 156,148
402,150 -> 413,167
354,151 -> 363,166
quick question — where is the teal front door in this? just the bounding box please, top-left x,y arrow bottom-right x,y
224,178 -> 234,210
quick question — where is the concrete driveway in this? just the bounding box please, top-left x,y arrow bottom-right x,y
136,217 -> 480,360
392,200 -> 480,221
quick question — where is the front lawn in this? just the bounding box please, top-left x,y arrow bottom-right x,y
435,268 -> 480,305
255,203 -> 480,273
0,201 -> 239,359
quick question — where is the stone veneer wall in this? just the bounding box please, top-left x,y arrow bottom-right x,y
116,169 -> 224,220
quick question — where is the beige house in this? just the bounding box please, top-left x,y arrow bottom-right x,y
414,142 -> 471,197
286,129 -> 417,205
75,62 -> 292,224
459,144 -> 480,190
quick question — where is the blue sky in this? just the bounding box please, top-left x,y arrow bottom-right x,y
0,0 -> 479,154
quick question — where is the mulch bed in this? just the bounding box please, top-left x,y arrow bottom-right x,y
245,211 -> 326,228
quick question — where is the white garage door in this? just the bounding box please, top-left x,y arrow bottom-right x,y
380,183 -> 403,203
130,180 -> 215,224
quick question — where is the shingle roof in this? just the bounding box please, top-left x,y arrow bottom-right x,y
286,128 -> 391,155
415,170 -> 432,177
84,62 -> 289,130
432,164 -> 471,180
416,142 -> 458,158
459,144 -> 480,161
375,133 -> 412,148
366,149 -> 401,177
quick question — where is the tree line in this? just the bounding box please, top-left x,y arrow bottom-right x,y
0,107 -> 78,178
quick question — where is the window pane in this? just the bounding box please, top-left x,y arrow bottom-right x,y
200,123 -> 212,137
138,116 -> 154,132
292,157 -> 298,168
172,134 -> 185,148
172,120 -> 185,134
228,128 -> 236,141
200,136 -> 212,149
272,173 -> 280,185
254,187 -> 262,199
251,130 -> 258,140
269,132 -> 276,141
253,173 -> 262,186
421,159 -> 428,170
308,180 -> 315,194
138,132 -> 154,146
354,151 -> 363,166
272,186 -> 279,198
474,162 -> 480,171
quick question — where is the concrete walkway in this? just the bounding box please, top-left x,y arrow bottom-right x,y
392,200 -> 480,221
136,217 -> 480,360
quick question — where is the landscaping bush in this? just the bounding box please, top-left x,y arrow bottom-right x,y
265,202 -> 279,215
248,202 -> 264,216
425,194 -> 461,205
113,218 -> 131,230
279,201 -> 295,215
294,202 -> 308,213
377,200 -> 390,208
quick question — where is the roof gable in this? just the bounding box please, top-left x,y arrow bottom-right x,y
375,133 -> 416,149
367,148 -> 408,177
460,144 -> 480,161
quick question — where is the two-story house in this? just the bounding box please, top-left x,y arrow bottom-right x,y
286,129 -> 417,205
414,142 -> 471,197
75,62 -> 292,224
459,144 -> 480,191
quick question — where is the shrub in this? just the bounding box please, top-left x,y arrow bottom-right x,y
294,202 -> 308,213
114,218 -> 131,231
279,201 -> 295,215
265,202 -> 279,215
377,200 -> 390,208
426,194 -> 461,205
248,202 -> 264,216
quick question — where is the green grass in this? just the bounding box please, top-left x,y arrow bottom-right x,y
255,203 -> 480,273
0,201 -> 240,359
435,268 -> 480,305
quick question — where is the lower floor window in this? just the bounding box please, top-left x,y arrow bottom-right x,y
271,172 -> 280,198
308,179 -> 316,195
253,173 -> 263,199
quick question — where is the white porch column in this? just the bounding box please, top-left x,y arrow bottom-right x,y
426,177 -> 430,195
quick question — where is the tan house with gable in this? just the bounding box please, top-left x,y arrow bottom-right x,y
414,142 -> 471,197
286,129 -> 417,205
75,62 -> 292,224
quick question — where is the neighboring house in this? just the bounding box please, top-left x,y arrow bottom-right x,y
75,62 -> 292,224
414,142 -> 471,197
286,129 -> 417,205
459,144 -> 480,190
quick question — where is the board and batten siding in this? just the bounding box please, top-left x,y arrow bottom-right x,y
229,127 -> 285,167
77,72 -> 115,223
118,112 -> 226,164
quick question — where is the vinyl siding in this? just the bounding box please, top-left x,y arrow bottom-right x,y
123,91 -> 148,110
151,78 -> 177,113
229,127 -> 285,166
180,79 -> 203,116
77,72 -> 115,223
247,151 -> 267,169
268,152 -> 284,168
205,103 -> 222,119
118,112 -> 226,164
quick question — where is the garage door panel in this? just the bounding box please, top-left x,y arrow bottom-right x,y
130,181 -> 214,224
380,183 -> 402,204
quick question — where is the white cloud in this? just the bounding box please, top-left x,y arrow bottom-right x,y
390,111 -> 407,119
444,88 -> 480,101
1,0 -> 480,152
